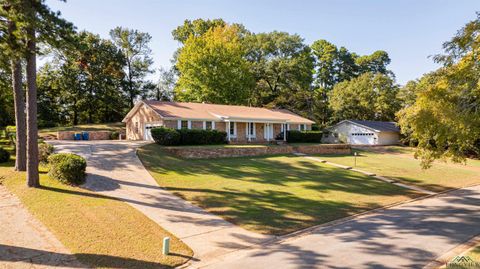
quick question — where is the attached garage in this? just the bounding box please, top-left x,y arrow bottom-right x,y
322,120 -> 400,145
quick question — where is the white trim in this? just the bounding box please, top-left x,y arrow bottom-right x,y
177,120 -> 191,129
203,121 -> 216,130
264,123 -> 273,141
246,122 -> 256,141
228,122 -> 237,138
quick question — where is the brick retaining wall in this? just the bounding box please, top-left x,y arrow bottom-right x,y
57,131 -> 112,140
164,144 -> 351,159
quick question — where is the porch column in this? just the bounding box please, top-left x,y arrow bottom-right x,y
248,122 -> 251,142
283,123 -> 287,141
227,121 -> 231,142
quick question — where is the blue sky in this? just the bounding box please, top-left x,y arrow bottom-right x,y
46,0 -> 480,85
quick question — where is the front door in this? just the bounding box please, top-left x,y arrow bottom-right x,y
264,123 -> 274,141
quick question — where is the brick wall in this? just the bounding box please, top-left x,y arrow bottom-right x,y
126,103 -> 163,140
163,144 -> 351,159
57,130 -> 112,140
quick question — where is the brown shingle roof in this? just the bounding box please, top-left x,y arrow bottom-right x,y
142,101 -> 315,124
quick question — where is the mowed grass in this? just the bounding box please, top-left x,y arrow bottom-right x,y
138,144 -> 420,235
315,147 -> 480,192
39,122 -> 125,137
0,161 -> 192,269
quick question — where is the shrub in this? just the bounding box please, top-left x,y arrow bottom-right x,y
38,143 -> 54,164
151,127 -> 227,146
110,131 -> 119,140
286,130 -> 323,143
151,127 -> 181,146
0,147 -> 10,163
48,153 -> 87,185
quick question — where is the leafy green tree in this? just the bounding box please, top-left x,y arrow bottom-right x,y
175,24 -> 254,104
172,18 -> 227,44
397,13 -> 480,167
329,72 -> 400,122
356,50 -> 391,76
110,27 -> 153,108
245,31 -> 314,114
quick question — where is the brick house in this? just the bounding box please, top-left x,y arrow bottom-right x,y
122,101 -> 315,142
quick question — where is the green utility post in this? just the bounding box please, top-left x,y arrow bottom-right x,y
354,152 -> 357,167
163,237 -> 170,255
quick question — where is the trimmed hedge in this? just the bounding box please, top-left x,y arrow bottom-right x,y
151,127 -> 227,146
48,153 -> 87,185
39,143 -> 54,164
285,130 -> 323,143
0,147 -> 10,163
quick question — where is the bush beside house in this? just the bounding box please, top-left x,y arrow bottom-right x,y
285,130 -> 323,143
151,127 -> 227,146
48,153 -> 87,185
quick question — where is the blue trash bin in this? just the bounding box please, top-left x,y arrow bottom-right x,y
82,132 -> 89,141
74,133 -> 82,141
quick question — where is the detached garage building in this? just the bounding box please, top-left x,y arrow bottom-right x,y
323,120 -> 400,145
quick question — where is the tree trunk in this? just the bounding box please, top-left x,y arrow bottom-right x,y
7,19 -> 27,172
26,26 -> 39,187
11,59 -> 26,171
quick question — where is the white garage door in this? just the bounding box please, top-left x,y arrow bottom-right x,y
349,133 -> 375,145
144,124 -> 163,141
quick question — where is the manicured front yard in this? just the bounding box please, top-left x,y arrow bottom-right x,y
0,161 -> 192,269
315,147 -> 480,192
138,144 -> 420,235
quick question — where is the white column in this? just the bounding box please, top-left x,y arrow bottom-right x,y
284,123 -> 287,141
227,121 -> 231,142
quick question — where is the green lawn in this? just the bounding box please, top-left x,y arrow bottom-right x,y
0,161 -> 192,269
138,144 -> 420,235
466,245 -> 480,262
315,147 -> 480,192
39,122 -> 125,137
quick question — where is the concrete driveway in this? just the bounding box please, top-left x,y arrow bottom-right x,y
203,185 -> 480,269
50,140 -> 273,266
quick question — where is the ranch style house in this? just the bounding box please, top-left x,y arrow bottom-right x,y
122,101 -> 315,142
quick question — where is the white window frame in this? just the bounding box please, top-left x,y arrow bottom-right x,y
203,121 -> 216,130
281,123 -> 291,132
177,120 -> 191,129
298,124 -> 306,131
229,122 -> 237,138
246,122 -> 256,139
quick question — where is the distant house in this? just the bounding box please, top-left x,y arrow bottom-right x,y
323,120 -> 400,145
122,101 -> 315,142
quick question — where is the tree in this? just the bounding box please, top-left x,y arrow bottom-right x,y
245,31 -> 314,114
1,3 -> 26,171
110,27 -> 153,108
175,24 -> 254,104
1,0 -> 74,186
172,18 -> 227,44
355,50 -> 392,76
398,13 -> 480,168
145,67 -> 176,101
329,72 -> 400,122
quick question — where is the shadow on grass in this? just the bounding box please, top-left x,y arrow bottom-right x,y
0,244 -> 177,269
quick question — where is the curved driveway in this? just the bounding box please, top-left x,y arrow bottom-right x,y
50,140 -> 273,267
51,141 -> 480,269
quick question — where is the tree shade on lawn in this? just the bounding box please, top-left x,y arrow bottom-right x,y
315,147 -> 480,193
138,144 -> 421,235
0,161 -> 192,269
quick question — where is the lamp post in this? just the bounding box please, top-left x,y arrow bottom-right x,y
354,152 -> 357,167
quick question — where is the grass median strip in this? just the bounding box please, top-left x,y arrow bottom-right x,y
315,147 -> 480,193
0,161 -> 192,269
138,144 -> 421,235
